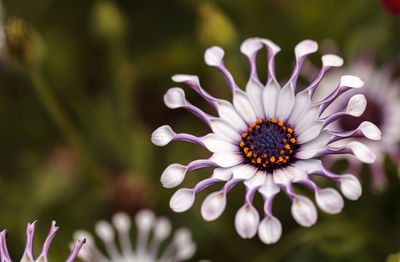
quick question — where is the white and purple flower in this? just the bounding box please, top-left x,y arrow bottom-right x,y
0,221 -> 85,262
314,55 -> 400,191
151,38 -> 381,244
73,210 -> 196,262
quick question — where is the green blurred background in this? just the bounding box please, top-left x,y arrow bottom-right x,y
0,0 -> 399,261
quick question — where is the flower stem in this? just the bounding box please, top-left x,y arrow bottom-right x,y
29,70 -> 105,182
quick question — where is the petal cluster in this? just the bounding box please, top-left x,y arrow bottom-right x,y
314,56 -> 400,191
73,209 -> 196,262
0,221 -> 85,262
152,38 -> 380,244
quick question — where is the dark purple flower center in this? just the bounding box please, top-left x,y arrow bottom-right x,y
339,96 -> 383,130
239,118 -> 298,173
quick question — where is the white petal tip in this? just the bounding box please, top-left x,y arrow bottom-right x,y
258,216 -> 282,245
204,46 -> 225,66
260,39 -> 281,54
240,38 -> 263,56
348,141 -> 376,164
161,164 -> 187,188
315,188 -> 344,214
201,191 -> 226,221
171,74 -> 199,84
135,209 -> 156,230
340,174 -> 362,200
170,189 -> 195,213
346,94 -> 367,117
358,121 -> 382,141
295,40 -> 318,58
322,54 -> 343,67
112,212 -> 131,232
291,196 -> 318,227
151,125 -> 175,146
94,221 -> 114,241
235,204 -> 260,239
340,75 -> 364,89
164,87 -> 186,109
154,217 -> 172,239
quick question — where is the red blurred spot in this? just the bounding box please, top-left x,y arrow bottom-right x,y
381,0 -> 400,14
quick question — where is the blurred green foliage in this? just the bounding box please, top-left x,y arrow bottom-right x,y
0,0 -> 399,261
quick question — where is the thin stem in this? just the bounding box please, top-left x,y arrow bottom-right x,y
29,70 -> 105,182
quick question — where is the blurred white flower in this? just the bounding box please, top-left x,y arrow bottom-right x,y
73,210 -> 196,262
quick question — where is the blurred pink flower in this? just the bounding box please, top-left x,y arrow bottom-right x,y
381,0 -> 400,14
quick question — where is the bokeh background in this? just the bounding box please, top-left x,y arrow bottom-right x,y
0,0 -> 399,261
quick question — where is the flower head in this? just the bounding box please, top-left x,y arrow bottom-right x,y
73,209 -> 196,262
152,37 -> 381,244
314,55 -> 400,191
0,221 -> 85,262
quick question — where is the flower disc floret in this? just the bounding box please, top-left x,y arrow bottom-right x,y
240,118 -> 298,172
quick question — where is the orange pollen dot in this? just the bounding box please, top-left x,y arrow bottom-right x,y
252,159 -> 256,164
257,158 -> 262,164
279,157 -> 283,162
242,133 -> 248,138
287,134 -> 291,138
290,138 -> 296,143
280,150 -> 284,155
251,146 -> 255,150
250,124 -> 255,128
244,148 -> 249,154
256,125 -> 260,129
254,153 -> 258,157
283,139 -> 287,143
263,153 -> 268,158
256,118 -> 262,124
278,121 -> 283,126
240,141 -> 245,147
247,151 -> 253,157
248,128 -> 253,132
271,118 -> 277,123
270,156 -> 276,162
288,128 -> 293,133
285,144 -> 291,150
262,163 -> 266,167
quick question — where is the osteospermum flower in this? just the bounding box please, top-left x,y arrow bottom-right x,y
0,221 -> 85,262
151,38 -> 382,244
313,55 -> 400,190
73,209 -> 196,262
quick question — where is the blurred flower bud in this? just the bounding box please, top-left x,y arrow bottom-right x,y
4,17 -> 45,69
197,2 -> 237,48
387,252 -> 400,262
90,0 -> 127,44
106,172 -> 151,216
48,145 -> 79,176
380,0 -> 400,15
